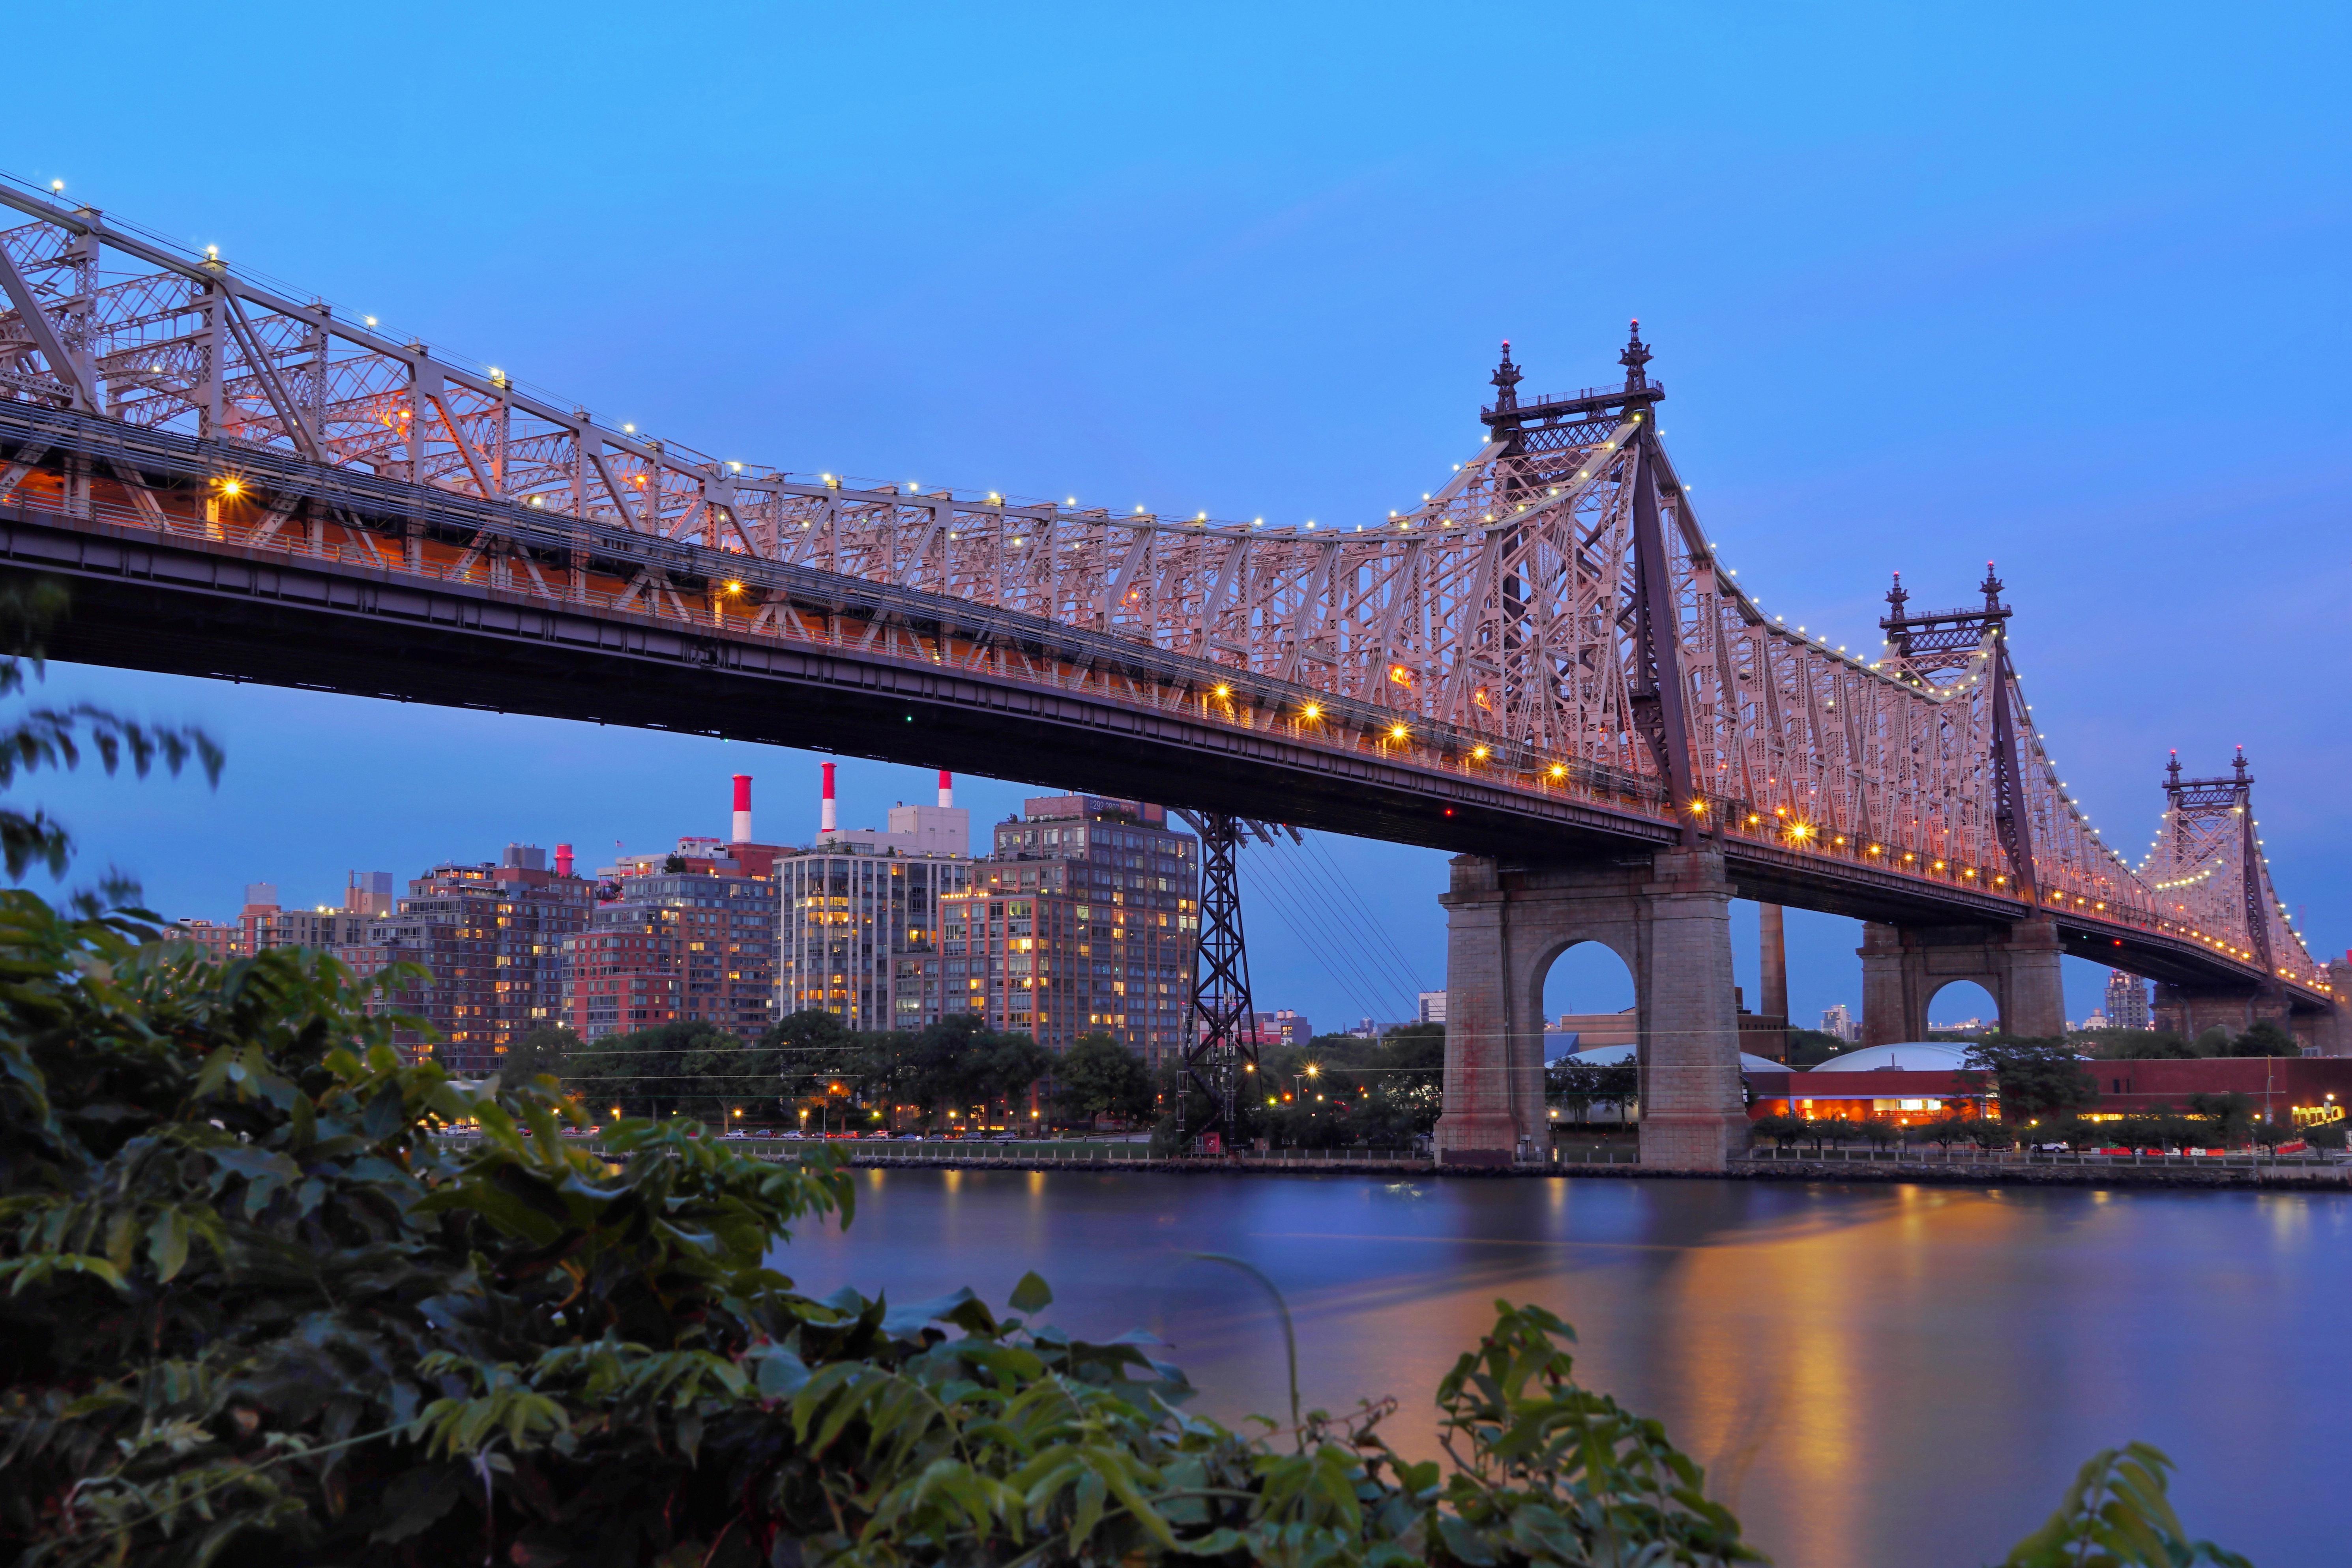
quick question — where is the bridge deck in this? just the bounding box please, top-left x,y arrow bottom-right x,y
0,405 -> 2312,1005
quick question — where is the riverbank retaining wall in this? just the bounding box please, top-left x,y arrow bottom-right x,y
843,1153 -> 2352,1189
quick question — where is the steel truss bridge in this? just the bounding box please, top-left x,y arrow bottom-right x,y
0,178 -> 2327,1029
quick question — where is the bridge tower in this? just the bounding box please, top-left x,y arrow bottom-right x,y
1858,565 -> 2065,1043
1433,329 -> 1749,1171
1174,811 -> 1258,1150
2147,749 -> 2293,1043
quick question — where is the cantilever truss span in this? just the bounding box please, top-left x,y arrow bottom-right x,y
0,178 -> 2323,1009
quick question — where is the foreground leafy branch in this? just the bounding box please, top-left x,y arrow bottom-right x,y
0,894 -> 2243,1566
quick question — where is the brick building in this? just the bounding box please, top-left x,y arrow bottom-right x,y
1746,1053 -> 2352,1131
168,918 -> 239,964
337,846 -> 592,1072
896,795 -> 1198,1061
261,907 -> 371,951
568,828 -> 785,1042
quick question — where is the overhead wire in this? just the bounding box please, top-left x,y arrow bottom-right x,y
1253,840 -> 1423,1020
1239,852 -> 1399,1029
1242,843 -> 1420,1027
1299,833 -> 1436,996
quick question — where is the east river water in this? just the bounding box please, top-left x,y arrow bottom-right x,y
780,1170 -> 2348,1567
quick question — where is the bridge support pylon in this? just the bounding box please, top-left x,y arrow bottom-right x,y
1858,917 -> 2065,1043
1433,846 -> 1748,1171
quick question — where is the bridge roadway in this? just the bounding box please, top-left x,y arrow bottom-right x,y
0,400 -> 2308,1011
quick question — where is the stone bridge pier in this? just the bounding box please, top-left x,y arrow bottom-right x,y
2149,987 -> 2276,1043
1433,846 -> 1748,1171
1858,919 -> 2066,1043
2151,967 -> 2352,1054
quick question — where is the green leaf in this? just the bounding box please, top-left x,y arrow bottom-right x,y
1008,1270 -> 1054,1314
755,1347 -> 812,1398
148,1207 -> 190,1282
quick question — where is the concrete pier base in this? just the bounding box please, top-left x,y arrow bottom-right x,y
1859,917 -> 2066,1042
1433,846 -> 1747,1172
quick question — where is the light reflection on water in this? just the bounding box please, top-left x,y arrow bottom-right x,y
780,1171 -> 2350,1567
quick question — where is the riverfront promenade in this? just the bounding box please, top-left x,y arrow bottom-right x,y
461,1133 -> 2352,1189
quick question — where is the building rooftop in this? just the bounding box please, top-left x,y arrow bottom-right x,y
1807,1042 -> 1974,1072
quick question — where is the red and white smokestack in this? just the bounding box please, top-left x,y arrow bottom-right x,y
731,774 -> 753,844
555,843 -> 574,878
938,769 -> 953,808
820,762 -> 838,833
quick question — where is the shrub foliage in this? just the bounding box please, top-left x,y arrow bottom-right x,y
0,895 -> 2243,1567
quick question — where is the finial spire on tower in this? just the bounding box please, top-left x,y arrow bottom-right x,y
1490,339 -> 1522,412
1620,318 -> 1652,393
1886,570 -> 1908,619
1980,560 -> 2004,610
2166,749 -> 2182,788
2233,746 -> 2250,782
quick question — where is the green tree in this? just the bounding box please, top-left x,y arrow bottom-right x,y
567,1019 -> 754,1124
2184,1091 -> 2255,1146
2230,1018 -> 2302,1057
1783,1027 -> 1848,1067
765,1007 -> 867,1117
1054,1031 -> 1155,1125
1918,1113 -> 1974,1150
2192,1025 -> 2233,1056
1371,1024 -> 1446,1132
887,1014 -> 1051,1129
502,1024 -> 580,1087
1965,1037 -> 2097,1123
2079,1028 -> 2196,1061
1968,1117 -> 2017,1151
1547,1057 -> 1639,1124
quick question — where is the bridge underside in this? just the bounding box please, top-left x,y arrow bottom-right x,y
0,409 -> 2339,1177
5,495 -> 2322,1010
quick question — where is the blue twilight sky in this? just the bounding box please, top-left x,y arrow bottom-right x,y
7,1 -> 2348,1031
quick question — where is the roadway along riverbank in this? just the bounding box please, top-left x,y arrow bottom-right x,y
842,1150 -> 2352,1188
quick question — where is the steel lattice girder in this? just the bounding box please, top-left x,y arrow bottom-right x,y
0,178 -> 2322,1000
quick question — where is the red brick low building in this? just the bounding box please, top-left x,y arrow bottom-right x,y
1747,1068 -> 1989,1126
2075,1056 -> 2352,1125
1747,1056 -> 2352,1129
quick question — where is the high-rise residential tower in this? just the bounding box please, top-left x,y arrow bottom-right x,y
337,845 -> 593,1072
774,768 -> 972,1033
2104,969 -> 2153,1031
910,795 -> 1198,1061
